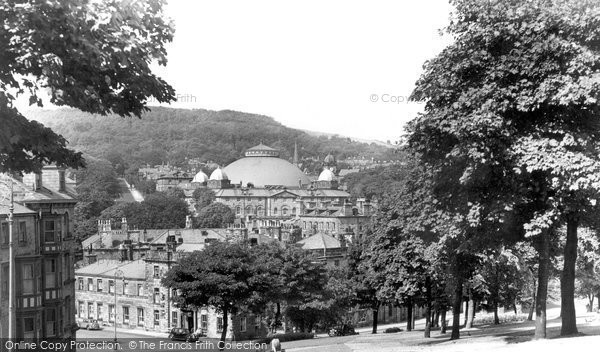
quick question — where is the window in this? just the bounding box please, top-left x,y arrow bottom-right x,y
22,264 -> 34,294
23,317 -> 35,339
87,302 -> 94,319
123,306 -> 130,324
108,280 -> 114,293
236,206 -> 241,215
154,310 -> 160,326
137,308 -> 145,326
273,207 -> 278,215
217,317 -> 223,332
200,314 -> 208,331
78,301 -> 85,318
291,208 -> 296,216
108,304 -> 115,323
240,317 -> 247,332
172,311 -> 178,328
153,266 -> 159,278
45,259 -> 56,289
2,265 -> 8,299
87,278 -> 93,291
97,279 -> 103,292
19,221 -> 26,243
97,303 -> 103,321
44,220 -> 59,243
1,222 -> 8,244
137,284 -> 143,296
123,282 -> 128,295
257,206 -> 263,216
153,288 -> 161,303
282,207 -> 288,216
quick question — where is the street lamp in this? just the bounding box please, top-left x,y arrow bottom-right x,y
113,269 -> 124,347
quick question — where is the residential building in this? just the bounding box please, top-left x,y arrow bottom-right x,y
0,166 -> 77,340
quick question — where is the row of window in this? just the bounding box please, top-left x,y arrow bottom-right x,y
1,259 -> 60,298
302,221 -> 338,231
0,218 -> 66,245
17,307 -> 61,339
77,277 -> 145,296
235,206 -> 297,216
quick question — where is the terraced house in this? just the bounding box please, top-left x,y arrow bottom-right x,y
0,166 -> 77,340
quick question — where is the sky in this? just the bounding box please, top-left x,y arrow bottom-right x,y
149,0 -> 454,142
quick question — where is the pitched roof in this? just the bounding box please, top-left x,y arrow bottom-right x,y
150,228 -> 228,252
75,259 -> 146,280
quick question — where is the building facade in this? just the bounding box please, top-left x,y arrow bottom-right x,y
0,166 -> 77,340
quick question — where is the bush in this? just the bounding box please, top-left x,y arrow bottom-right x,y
383,327 -> 403,333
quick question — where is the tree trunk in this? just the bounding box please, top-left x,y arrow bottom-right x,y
441,310 -> 447,334
463,298 -> 469,326
561,215 -> 578,336
219,307 -> 228,350
465,294 -> 475,329
434,309 -> 440,328
372,304 -> 379,334
589,294 -> 595,313
535,231 -> 550,339
425,276 -> 432,338
406,298 -> 413,332
528,276 -> 537,321
494,301 -> 499,325
272,302 -> 281,334
451,277 -> 463,340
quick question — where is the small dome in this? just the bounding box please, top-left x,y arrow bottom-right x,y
209,168 -> 228,181
318,169 -> 335,181
191,171 -> 209,183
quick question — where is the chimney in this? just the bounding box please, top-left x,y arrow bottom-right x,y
185,215 -> 193,229
343,200 -> 353,216
122,217 -> 128,232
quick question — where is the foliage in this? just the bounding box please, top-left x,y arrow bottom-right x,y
27,107 -> 402,170
99,192 -> 189,229
342,160 -> 410,201
162,241 -> 270,344
0,0 -> 175,173
191,188 -> 216,211
407,0 -> 600,338
194,202 -> 235,228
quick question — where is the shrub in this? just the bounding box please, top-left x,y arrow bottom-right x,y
384,327 -> 403,333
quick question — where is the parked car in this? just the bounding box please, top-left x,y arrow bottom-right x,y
169,328 -> 194,341
77,319 -> 101,330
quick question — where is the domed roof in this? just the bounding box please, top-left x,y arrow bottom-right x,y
209,168 -> 228,181
318,169 -> 336,181
191,170 -> 209,183
223,145 -> 310,187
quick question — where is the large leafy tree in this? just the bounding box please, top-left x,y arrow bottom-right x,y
0,0 -> 175,173
409,0 -> 600,338
162,241 -> 269,346
194,202 -> 235,228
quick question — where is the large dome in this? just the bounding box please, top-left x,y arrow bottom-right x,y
223,144 -> 310,187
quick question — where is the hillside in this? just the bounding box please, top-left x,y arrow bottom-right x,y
24,107 -> 400,170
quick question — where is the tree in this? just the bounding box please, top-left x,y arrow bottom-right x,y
194,202 -> 235,228
0,0 -> 175,174
408,0 -> 600,338
140,192 -> 189,229
162,241 -> 268,347
192,188 -> 216,211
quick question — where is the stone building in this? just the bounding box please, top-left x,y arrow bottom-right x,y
0,166 -> 77,340
75,228 -> 268,340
